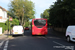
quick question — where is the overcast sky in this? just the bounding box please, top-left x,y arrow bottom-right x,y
0,0 -> 56,18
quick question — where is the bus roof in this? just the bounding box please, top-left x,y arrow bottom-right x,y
32,18 -> 47,20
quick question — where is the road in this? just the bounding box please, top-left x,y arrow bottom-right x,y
0,28 -> 75,50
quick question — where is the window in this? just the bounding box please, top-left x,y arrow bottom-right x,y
34,20 -> 46,26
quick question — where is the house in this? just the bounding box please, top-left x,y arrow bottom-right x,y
0,6 -> 8,23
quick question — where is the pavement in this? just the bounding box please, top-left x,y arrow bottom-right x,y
0,34 -> 7,40
0,30 -> 9,40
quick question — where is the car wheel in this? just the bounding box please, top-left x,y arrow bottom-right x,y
22,33 -> 24,36
67,36 -> 70,42
12,35 -> 14,37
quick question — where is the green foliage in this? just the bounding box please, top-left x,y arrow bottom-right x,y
8,0 -> 35,26
0,23 -> 6,33
0,18 -> 19,33
11,18 -> 19,25
0,20 -> 11,33
49,0 -> 75,27
24,22 -> 29,27
41,9 -> 50,20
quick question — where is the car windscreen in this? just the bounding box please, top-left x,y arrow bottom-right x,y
34,19 -> 46,26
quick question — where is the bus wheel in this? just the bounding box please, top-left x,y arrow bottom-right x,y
32,35 -> 35,36
32,35 -> 34,36
43,35 -> 46,36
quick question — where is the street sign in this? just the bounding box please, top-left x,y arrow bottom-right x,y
9,17 -> 13,21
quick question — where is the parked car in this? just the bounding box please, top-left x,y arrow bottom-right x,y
66,26 -> 75,42
25,27 -> 29,30
12,25 -> 24,35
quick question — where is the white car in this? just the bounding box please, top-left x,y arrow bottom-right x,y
12,25 -> 24,35
66,26 -> 75,42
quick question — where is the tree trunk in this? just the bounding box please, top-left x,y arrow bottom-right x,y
23,22 -> 25,27
23,17 -> 25,27
22,9 -> 24,26
19,18 -> 21,25
21,17 -> 24,26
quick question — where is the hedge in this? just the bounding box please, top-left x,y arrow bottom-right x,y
0,18 -> 19,33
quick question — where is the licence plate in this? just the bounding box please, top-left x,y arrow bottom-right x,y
38,33 -> 42,35
15,32 -> 18,34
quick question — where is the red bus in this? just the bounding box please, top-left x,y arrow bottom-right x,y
32,18 -> 48,35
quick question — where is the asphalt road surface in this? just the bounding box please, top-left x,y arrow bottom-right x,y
0,28 -> 75,50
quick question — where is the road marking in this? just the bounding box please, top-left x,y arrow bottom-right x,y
3,40 -> 9,50
48,37 -> 61,39
42,37 -> 47,39
53,41 -> 64,46
0,41 -> 5,48
53,41 -> 74,50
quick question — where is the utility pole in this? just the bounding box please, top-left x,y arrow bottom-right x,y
8,16 -> 9,37
9,17 -> 13,35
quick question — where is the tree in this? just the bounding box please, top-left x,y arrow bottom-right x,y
8,0 -> 35,26
49,0 -> 75,27
40,9 -> 50,26
49,0 -> 75,32
41,9 -> 50,20
24,22 -> 29,27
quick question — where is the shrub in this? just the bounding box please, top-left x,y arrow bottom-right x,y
0,18 -> 19,33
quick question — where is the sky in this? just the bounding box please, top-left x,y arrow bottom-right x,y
0,0 -> 56,18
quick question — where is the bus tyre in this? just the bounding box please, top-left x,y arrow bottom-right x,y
67,36 -> 70,42
32,35 -> 35,36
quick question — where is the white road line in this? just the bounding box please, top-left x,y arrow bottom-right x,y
0,41 -> 5,48
42,37 -> 47,39
3,40 -> 9,50
53,41 -> 65,46
53,41 -> 74,50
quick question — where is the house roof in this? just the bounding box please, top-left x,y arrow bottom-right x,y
0,6 -> 7,12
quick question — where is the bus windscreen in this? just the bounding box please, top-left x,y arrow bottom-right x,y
34,20 -> 46,27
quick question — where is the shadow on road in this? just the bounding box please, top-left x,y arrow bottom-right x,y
12,29 -> 65,39
24,30 -> 32,36
47,29 -> 65,39
12,35 -> 23,37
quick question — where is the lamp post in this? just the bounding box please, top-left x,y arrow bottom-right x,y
9,17 -> 13,35
8,16 -> 9,37
10,23 -> 12,35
